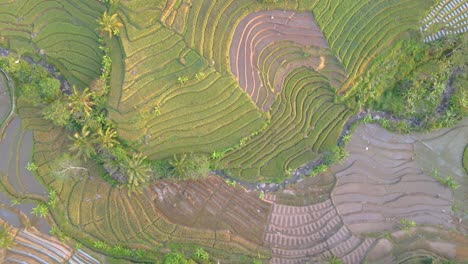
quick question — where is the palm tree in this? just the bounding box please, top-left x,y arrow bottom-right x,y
96,127 -> 119,151
120,152 -> 152,195
97,11 -> 123,38
69,126 -> 96,162
68,86 -> 95,118
168,153 -> 188,179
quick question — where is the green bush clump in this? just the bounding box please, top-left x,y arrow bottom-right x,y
0,57 -> 61,105
353,34 -> 467,130
0,226 -> 14,249
168,153 -> 211,180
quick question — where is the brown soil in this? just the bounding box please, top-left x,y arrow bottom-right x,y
148,176 -> 271,246
366,226 -> 468,263
330,123 -> 465,234
264,198 -> 375,263
229,10 -> 330,111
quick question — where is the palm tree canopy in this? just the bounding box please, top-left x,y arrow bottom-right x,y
121,153 -> 152,195
68,86 -> 95,117
69,126 -> 96,162
97,127 -> 119,150
97,11 -> 123,38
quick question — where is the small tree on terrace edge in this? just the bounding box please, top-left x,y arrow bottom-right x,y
97,11 -> 123,38
120,152 -> 152,196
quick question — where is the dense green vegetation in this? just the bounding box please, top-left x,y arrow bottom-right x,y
1,0 -> 466,262
352,33 -> 467,130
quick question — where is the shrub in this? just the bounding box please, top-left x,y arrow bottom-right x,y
431,169 -> 460,190
150,159 -> 171,178
163,252 -> 189,264
48,189 -> 57,208
31,203 -> 49,218
169,153 -> 210,179
0,226 -> 14,249
26,161 -> 38,172
192,247 -> 210,263
42,99 -> 71,126
399,219 -> 416,232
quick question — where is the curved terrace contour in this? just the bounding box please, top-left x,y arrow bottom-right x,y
230,10 -> 329,111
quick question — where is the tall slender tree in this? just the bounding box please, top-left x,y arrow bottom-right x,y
120,152 -> 152,195
68,86 -> 95,118
69,126 -> 96,162
96,126 -> 119,151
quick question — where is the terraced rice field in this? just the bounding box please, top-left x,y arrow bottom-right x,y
1,0 -> 467,263
0,71 -> 11,126
330,124 -> 459,234
220,67 -> 353,182
311,0 -> 436,93
264,198 -> 376,264
229,10 -> 337,111
107,0 -> 438,181
420,0 -> 468,42
0,0 -> 104,87
108,0 -> 265,160
0,218 -> 101,264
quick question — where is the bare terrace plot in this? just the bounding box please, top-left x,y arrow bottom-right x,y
330,121 -> 468,234
0,218 -> 100,264
263,198 -> 375,264
365,226 -> 468,263
150,176 -> 271,247
420,0 -> 468,42
229,10 -> 344,111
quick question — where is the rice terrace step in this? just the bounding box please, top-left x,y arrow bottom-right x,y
0,0 -> 467,263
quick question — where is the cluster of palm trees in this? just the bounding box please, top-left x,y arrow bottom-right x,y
65,85 -> 151,195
